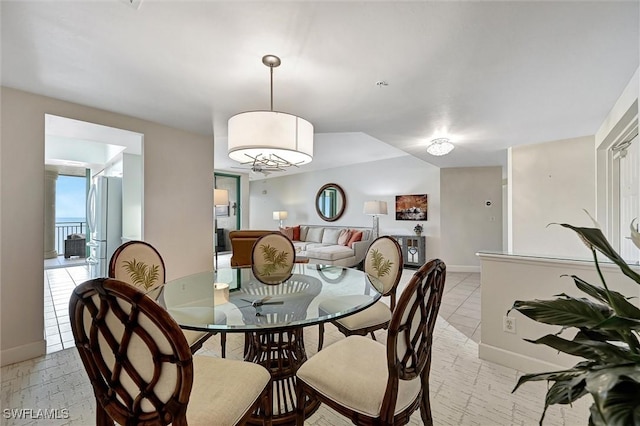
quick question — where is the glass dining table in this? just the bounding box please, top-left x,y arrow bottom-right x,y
162,263 -> 382,425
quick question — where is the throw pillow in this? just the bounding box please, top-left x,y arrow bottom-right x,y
306,227 -> 324,243
292,225 -> 301,241
322,228 -> 343,245
347,231 -> 363,248
279,227 -> 294,240
337,229 -> 352,246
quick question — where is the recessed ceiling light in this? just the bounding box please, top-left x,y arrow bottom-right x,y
426,138 -> 454,156
375,81 -> 389,87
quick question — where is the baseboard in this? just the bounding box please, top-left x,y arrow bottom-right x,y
478,342 -> 568,373
447,265 -> 481,273
1,339 -> 46,367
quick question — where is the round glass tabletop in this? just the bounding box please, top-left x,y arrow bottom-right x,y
162,264 -> 382,332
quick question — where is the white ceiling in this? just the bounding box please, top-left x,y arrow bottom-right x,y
2,1 -> 638,177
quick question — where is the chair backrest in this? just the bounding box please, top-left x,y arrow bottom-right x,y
251,232 -> 296,285
69,278 -> 193,425
229,230 -> 274,267
109,240 -> 166,300
364,236 -> 403,308
381,259 -> 446,421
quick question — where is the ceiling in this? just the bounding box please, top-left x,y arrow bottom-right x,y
2,1 -> 638,178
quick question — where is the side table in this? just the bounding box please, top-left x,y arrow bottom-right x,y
390,235 -> 425,268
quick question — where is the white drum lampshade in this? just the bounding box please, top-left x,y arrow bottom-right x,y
228,111 -> 313,165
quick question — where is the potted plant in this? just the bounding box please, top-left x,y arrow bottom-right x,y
413,223 -> 423,236
509,221 -> 640,425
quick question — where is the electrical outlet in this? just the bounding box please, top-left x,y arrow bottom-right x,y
503,316 -> 516,333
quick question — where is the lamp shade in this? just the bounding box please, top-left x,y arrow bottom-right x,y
214,189 -> 229,206
228,111 -> 313,165
273,211 -> 288,221
363,201 -> 388,215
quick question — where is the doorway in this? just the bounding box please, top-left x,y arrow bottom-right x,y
43,114 -> 144,353
215,173 -> 241,253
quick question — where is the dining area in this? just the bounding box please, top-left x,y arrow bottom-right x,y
68,233 -> 447,425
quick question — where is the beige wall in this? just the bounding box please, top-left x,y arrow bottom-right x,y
441,167 -> 503,270
0,87 -> 214,365
509,135 -> 596,257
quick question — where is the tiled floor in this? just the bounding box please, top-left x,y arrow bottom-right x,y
5,259 -> 590,425
42,255 -> 482,354
44,264 -> 91,353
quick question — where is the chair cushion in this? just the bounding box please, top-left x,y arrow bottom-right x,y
188,356 -> 270,425
335,300 -> 391,330
183,329 -> 210,347
296,336 -> 421,418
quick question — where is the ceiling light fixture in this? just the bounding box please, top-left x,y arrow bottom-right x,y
227,55 -> 314,169
426,138 -> 454,156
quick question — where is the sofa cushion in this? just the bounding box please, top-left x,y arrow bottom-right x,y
300,226 -> 309,241
306,227 -> 324,243
305,245 -> 354,261
347,231 -> 363,248
337,229 -> 352,245
322,228 -> 343,245
292,225 -> 301,241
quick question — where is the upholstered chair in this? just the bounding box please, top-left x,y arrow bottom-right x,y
109,240 -> 222,355
229,230 -> 274,267
251,233 -> 296,285
317,235 -> 402,350
70,278 -> 272,426
296,259 -> 446,426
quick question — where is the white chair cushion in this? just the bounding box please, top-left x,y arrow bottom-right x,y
188,356 -> 270,425
297,336 -> 421,418
335,300 -> 391,330
183,329 -> 210,347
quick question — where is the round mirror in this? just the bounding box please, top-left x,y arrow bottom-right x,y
315,183 -> 346,222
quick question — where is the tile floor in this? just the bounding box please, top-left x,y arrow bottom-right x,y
42,254 -> 482,355
5,257 -> 588,425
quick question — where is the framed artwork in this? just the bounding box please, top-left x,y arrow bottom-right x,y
215,205 -> 229,217
395,194 -> 428,221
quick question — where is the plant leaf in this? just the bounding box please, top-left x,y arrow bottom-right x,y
570,275 -> 640,320
512,362 -> 593,393
586,367 -> 640,426
525,334 -> 634,364
512,297 -> 611,328
559,224 -> 640,285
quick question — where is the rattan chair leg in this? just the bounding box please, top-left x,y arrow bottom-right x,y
221,332 -> 227,358
295,383 -> 306,426
317,323 -> 325,351
95,401 -> 113,426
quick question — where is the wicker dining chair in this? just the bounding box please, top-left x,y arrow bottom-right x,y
317,235 -> 403,351
296,259 -> 446,426
70,278 -> 272,426
109,240 -> 223,356
251,232 -> 296,285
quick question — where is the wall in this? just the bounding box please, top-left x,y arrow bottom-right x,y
249,155 -> 443,261
509,136 -> 596,257
479,252 -> 640,372
441,167 -> 503,270
0,87 -> 214,366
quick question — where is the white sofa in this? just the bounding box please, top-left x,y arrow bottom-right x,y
293,225 -> 374,268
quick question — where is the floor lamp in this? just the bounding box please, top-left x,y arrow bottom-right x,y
214,189 -> 229,271
363,200 -> 388,238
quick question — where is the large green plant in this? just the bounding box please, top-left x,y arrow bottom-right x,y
509,223 -> 640,426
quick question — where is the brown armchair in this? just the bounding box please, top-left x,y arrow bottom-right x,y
229,230 -> 275,267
